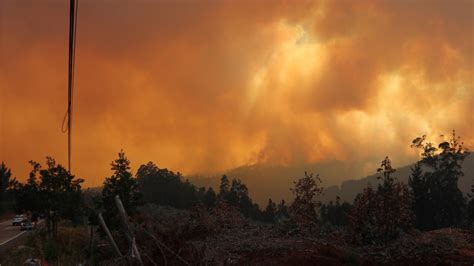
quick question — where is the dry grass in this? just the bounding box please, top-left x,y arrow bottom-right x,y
1,223 -> 91,266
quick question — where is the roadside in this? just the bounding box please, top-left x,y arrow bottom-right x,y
0,230 -> 30,257
0,218 -> 45,260
0,223 -> 89,265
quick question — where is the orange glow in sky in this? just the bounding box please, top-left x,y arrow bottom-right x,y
0,0 -> 472,186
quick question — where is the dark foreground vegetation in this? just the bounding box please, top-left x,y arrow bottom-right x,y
0,130 -> 473,265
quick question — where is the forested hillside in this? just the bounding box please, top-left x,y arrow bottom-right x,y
191,153 -> 474,204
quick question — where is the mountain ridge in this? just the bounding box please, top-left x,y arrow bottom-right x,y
190,154 -> 474,205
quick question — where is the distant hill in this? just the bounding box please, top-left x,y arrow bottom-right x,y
190,154 -> 474,206
190,160 -> 369,205
323,153 -> 473,203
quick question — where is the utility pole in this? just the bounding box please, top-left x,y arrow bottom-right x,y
66,0 -> 78,172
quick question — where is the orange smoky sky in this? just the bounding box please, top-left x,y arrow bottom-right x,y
0,0 -> 473,187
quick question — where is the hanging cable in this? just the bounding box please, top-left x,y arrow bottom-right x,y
62,0 -> 78,172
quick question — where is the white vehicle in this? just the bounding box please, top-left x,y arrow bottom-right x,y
20,221 -> 35,231
12,214 -> 26,226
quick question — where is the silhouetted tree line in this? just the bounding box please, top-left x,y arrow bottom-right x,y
217,175 -> 264,219
320,196 -> 351,227
249,130 -> 473,244
1,130 -> 473,244
347,130 -> 472,243
136,166 -> 289,222
136,161 -> 200,209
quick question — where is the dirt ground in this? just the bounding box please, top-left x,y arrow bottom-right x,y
192,223 -> 474,265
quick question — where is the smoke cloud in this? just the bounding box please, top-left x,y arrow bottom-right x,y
1,0 -> 472,186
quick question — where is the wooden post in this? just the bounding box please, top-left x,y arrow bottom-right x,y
115,195 -> 144,266
115,195 -> 131,232
98,213 -> 122,257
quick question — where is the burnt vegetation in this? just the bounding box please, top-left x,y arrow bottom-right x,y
1,130 -> 473,265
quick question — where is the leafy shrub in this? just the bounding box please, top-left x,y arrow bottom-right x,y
348,157 -> 413,244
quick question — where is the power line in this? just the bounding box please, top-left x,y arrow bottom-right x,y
62,0 -> 78,172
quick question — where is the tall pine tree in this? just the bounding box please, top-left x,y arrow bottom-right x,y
101,150 -> 142,229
